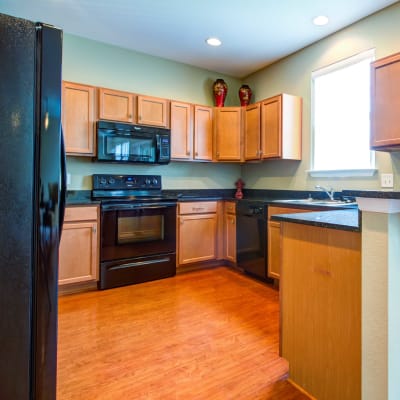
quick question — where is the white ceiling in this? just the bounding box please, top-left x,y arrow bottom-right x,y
1,0 -> 398,78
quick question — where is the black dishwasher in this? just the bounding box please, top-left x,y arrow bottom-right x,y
236,200 -> 268,281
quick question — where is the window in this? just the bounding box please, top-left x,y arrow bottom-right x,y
310,49 -> 376,177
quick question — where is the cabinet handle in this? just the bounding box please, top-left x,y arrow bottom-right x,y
92,226 -> 97,233
192,207 -> 205,212
231,218 -> 235,224
128,114 -> 132,119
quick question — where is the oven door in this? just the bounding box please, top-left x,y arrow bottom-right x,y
101,203 -> 176,262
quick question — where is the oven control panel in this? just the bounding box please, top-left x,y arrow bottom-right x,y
93,174 -> 162,190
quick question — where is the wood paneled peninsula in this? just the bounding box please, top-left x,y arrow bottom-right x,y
274,190 -> 400,400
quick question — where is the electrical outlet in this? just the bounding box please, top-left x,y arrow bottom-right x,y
381,173 -> 394,188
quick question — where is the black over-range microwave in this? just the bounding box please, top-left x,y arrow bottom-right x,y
96,120 -> 171,164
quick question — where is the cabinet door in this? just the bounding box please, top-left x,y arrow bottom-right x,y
371,52 -> 400,149
62,81 -> 96,156
170,101 -> 192,160
224,213 -> 236,263
267,206 -> 323,279
244,103 -> 261,160
178,214 -> 217,265
214,107 -> 242,161
194,105 -> 213,161
137,95 -> 169,127
267,221 -> 281,279
59,221 -> 98,285
261,95 -> 281,158
98,87 -> 134,122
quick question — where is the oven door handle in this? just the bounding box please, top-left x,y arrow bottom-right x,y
108,257 -> 171,271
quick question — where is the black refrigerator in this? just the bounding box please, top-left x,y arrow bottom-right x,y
0,13 -> 66,400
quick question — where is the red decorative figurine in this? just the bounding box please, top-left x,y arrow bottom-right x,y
235,178 -> 245,199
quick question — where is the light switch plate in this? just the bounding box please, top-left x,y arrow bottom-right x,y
381,173 -> 393,188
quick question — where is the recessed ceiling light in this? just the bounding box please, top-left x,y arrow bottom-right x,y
313,15 -> 329,26
206,37 -> 222,47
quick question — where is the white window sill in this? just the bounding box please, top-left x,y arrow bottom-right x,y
308,169 -> 377,178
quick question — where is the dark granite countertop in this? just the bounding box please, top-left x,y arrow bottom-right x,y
271,209 -> 361,232
66,190 -> 99,205
342,189 -> 400,199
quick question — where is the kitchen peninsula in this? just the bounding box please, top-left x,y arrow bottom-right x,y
272,190 -> 400,400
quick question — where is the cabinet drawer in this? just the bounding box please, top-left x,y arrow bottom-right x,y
64,206 -> 99,222
178,201 -> 217,214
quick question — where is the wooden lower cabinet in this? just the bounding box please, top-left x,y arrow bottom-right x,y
177,202 -> 217,266
267,205 -> 323,279
59,206 -> 99,286
224,201 -> 236,263
280,222 -> 361,400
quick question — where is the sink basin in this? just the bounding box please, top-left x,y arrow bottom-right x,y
275,199 -> 357,206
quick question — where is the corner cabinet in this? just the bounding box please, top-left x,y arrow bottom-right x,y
260,94 -> 302,160
177,202 -> 217,266
244,103 -> 261,161
214,107 -> 243,162
59,205 -> 99,286
371,52 -> 400,150
137,95 -> 169,128
62,81 -> 96,156
98,87 -> 135,123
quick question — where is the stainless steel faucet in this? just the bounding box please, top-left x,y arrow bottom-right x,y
315,185 -> 335,201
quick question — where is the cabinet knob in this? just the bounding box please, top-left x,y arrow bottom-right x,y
231,218 -> 235,224
216,152 -> 220,156
187,151 -> 191,156
195,152 -> 198,156
92,226 -> 97,233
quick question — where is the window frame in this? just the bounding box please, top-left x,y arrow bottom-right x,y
309,49 -> 377,178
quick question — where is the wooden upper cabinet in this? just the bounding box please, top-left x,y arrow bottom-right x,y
261,94 -> 302,160
62,81 -> 96,156
244,103 -> 261,161
371,52 -> 400,150
194,105 -> 213,161
137,95 -> 169,127
170,101 -> 193,160
214,107 -> 243,162
98,87 -> 135,123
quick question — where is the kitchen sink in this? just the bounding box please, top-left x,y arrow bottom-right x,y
275,198 -> 357,206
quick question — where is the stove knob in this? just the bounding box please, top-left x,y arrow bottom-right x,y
99,177 -> 107,185
152,177 -> 158,185
108,177 -> 115,184
145,178 -> 151,185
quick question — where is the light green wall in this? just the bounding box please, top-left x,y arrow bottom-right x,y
63,35 -> 242,190
65,3 -> 400,191
242,2 -> 400,191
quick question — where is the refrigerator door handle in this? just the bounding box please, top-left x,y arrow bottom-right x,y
59,127 -> 67,239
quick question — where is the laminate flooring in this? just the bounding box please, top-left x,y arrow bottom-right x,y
57,266 -> 309,399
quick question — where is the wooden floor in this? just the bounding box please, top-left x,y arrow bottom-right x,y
57,266 -> 309,399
